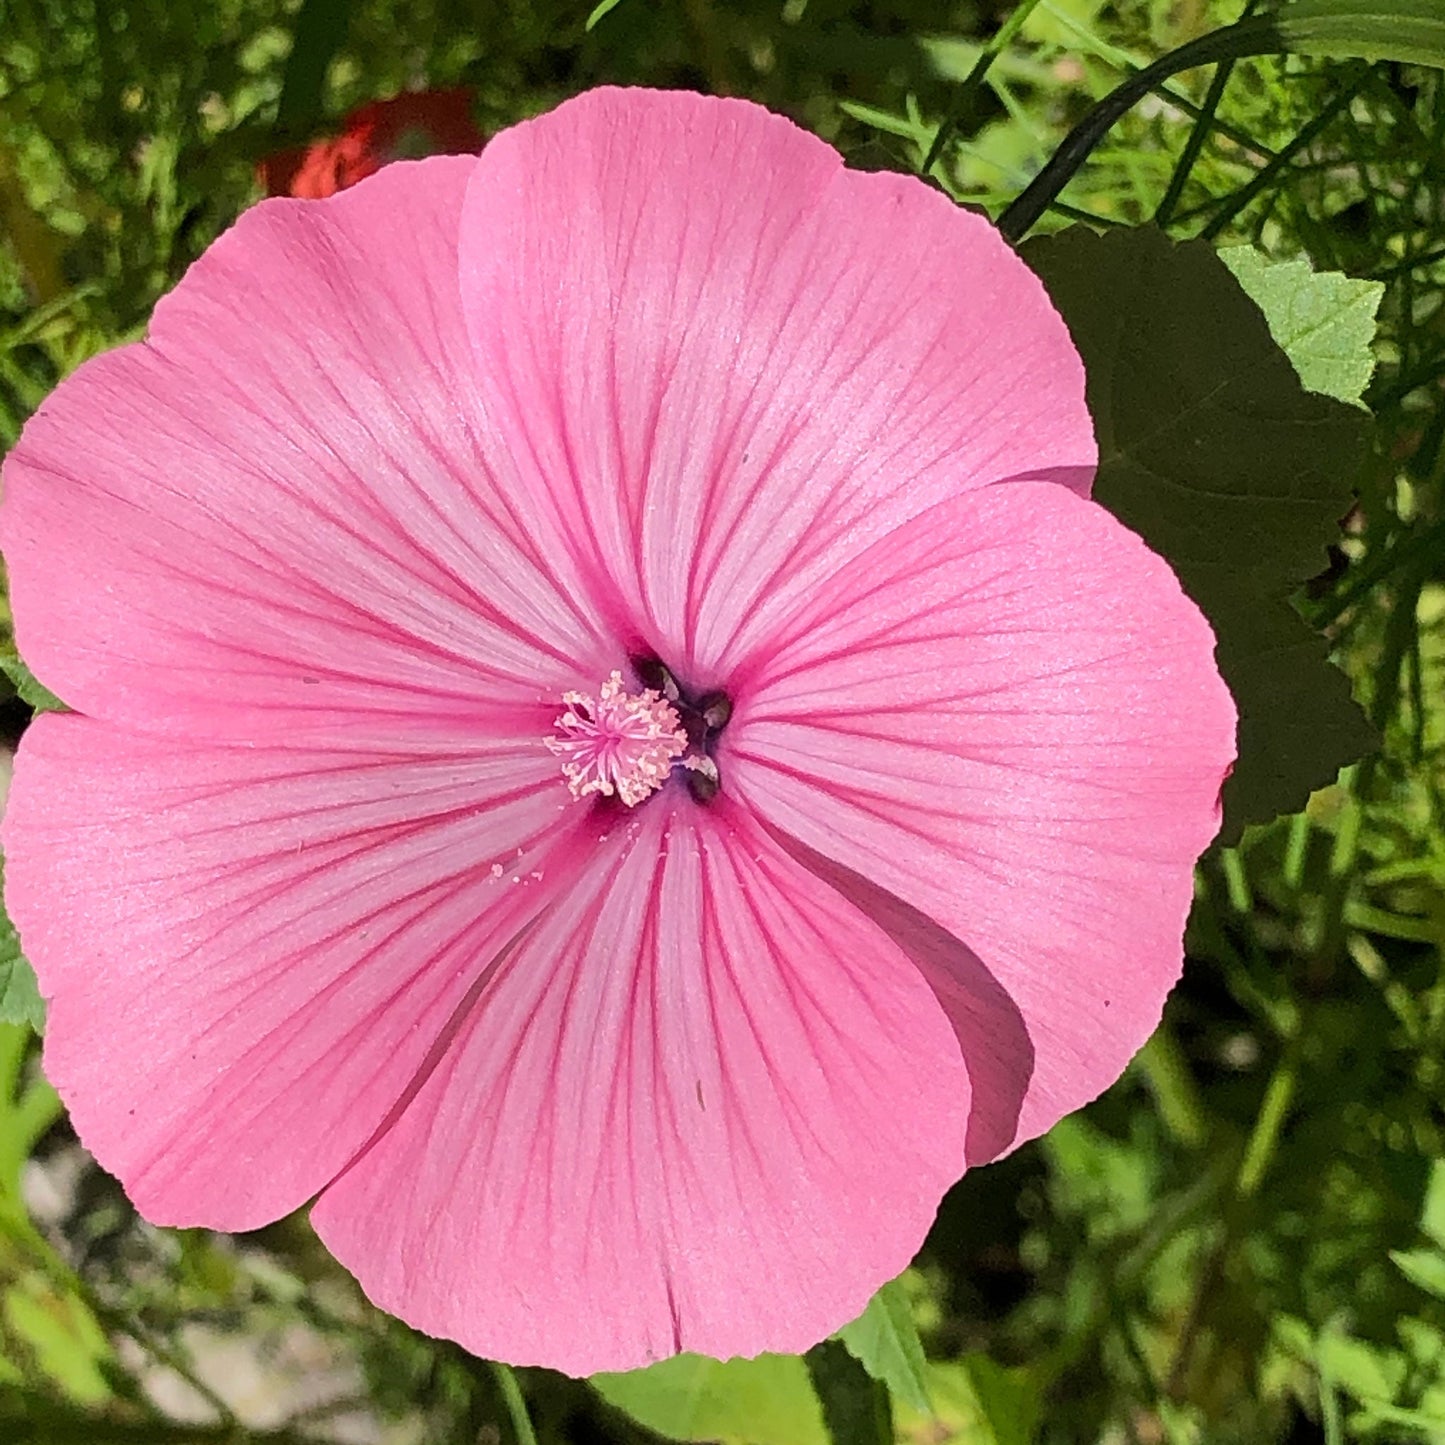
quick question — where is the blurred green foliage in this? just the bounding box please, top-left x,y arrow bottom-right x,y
1,1 -> 1444,1442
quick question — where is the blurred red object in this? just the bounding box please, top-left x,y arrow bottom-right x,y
259,89 -> 484,199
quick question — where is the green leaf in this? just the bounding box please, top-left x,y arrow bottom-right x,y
1420,1159 -> 1445,1249
1024,226 -> 1377,841
1275,0 -> 1445,69
834,1276 -> 930,1412
0,649 -> 65,713
1219,247 -> 1383,407
585,0 -> 627,29
0,861 -> 43,1034
805,1339 -> 891,1445
4,1279 -> 112,1405
591,1353 -> 828,1445
1392,1248 -> 1445,1300
892,1359 -> 1042,1445
1317,1326 -> 1407,1405
962,1357 -> 1044,1445
274,0 -> 352,140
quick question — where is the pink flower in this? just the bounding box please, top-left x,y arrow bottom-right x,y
0,89 -> 1235,1374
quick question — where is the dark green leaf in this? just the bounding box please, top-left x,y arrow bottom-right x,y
834,1277 -> 930,1412
0,650 -> 65,714
1024,226 -> 1376,840
591,1353 -> 828,1444
1275,0 -> 1445,69
274,0 -> 352,141
805,1339 -> 891,1445
0,860 -> 43,1034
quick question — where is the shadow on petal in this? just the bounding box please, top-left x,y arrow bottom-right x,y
759,822 -> 1034,1166
989,463 -> 1097,497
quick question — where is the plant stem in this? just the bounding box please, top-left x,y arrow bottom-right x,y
1137,1027 -> 1209,1149
491,1362 -> 538,1445
920,0 -> 1046,176
998,14 -> 1292,242
1236,1058 -> 1298,1198
1200,67 -> 1369,240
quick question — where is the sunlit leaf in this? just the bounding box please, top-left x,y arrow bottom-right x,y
586,0 -> 628,31
892,1358 -> 1042,1445
1421,1160 -> 1445,1249
1219,247 -> 1383,407
591,1353 -> 828,1444
1392,1248 -> 1445,1300
0,649 -> 65,713
3,1277 -> 112,1405
834,1276 -> 930,1412
1275,0 -> 1445,69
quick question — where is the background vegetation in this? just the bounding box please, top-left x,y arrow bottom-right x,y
1,1 -> 1442,1441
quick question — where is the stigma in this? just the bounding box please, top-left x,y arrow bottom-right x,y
547,671 -> 688,807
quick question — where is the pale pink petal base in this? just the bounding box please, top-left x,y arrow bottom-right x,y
729,481 -> 1236,1150
313,797 -> 969,1375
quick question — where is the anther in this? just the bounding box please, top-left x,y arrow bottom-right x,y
546,671 -> 687,807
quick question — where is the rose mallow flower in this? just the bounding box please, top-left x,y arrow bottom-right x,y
0,88 -> 1235,1374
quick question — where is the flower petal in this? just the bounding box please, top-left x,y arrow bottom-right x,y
312,796 -> 969,1375
760,826 -> 1034,1167
726,481 -> 1236,1149
3,713 -> 581,1230
456,87 -> 1094,682
0,155 -> 606,741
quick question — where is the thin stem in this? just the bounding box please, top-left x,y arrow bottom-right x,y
1320,1346 -> 1345,1445
1048,198 -> 1129,227
1309,515 -> 1445,629
921,0 -> 1046,176
1136,1027 -> 1209,1149
1154,59 -> 1236,227
1199,66 -> 1369,240
1236,1058 -> 1298,1198
491,1362 -> 538,1445
1155,0 -> 1264,227
998,14 -> 1289,242
1026,1 -> 1277,160
1168,1035 -> 1301,1396
1373,243 -> 1445,281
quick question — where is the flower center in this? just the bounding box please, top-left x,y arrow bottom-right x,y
546,671 -> 688,807
546,663 -> 733,807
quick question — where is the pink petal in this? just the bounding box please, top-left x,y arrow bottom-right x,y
312,795 -> 969,1375
726,481 -> 1236,1150
761,827 -> 1033,1167
0,156 -> 607,741
3,713 -> 582,1230
455,87 -> 1094,682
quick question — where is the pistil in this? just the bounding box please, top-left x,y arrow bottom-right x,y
546,671 -> 688,807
